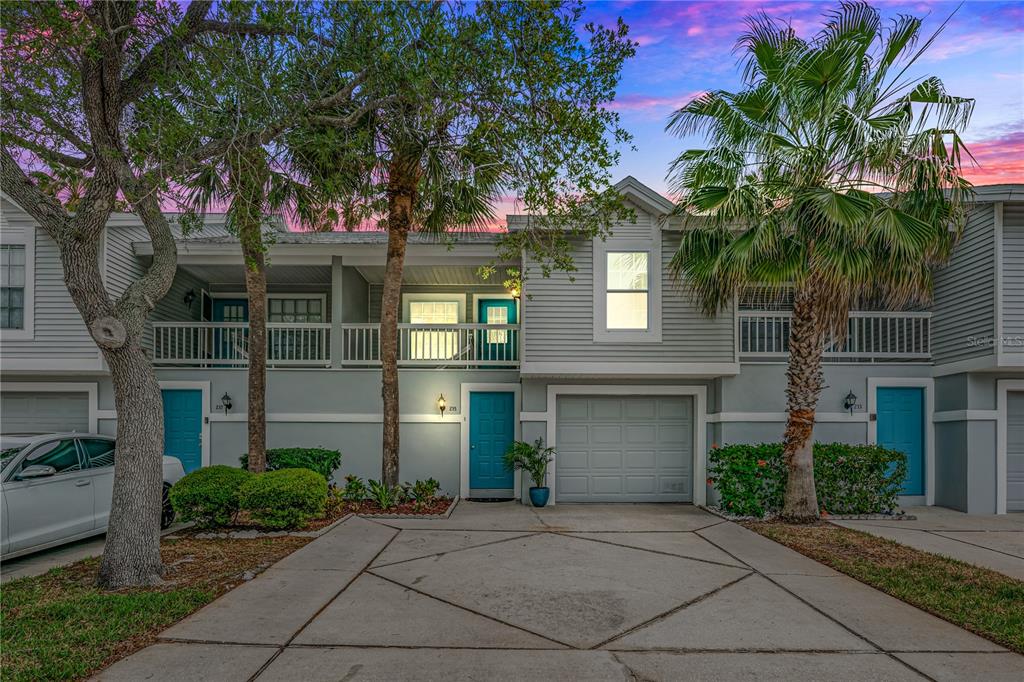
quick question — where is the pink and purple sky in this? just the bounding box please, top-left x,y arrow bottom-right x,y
589,0 -> 1023,195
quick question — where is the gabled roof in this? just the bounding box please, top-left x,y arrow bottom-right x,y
613,176 -> 676,216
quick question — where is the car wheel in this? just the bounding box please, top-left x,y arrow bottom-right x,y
161,483 -> 176,529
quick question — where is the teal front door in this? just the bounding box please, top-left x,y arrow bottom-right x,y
477,299 -> 517,363
212,298 -> 249,363
876,387 -> 924,495
469,391 -> 515,494
163,389 -> 203,472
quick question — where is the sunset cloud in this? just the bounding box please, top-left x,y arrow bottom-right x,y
962,130 -> 1024,186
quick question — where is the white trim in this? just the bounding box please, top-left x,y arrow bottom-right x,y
0,358 -> 107,372
0,381 -> 98,432
867,377 -> 935,506
402,293 -> 466,324
705,411 -> 869,423
541,384 -> 708,506
158,380 -> 211,468
995,202 -> 1004,366
519,411 -> 548,422
996,379 -> 1024,515
592,237 -> 663,343
520,361 -> 740,377
207,412 -> 456,423
932,409 -> 999,423
0,229 -> 35,341
460,382 -> 522,501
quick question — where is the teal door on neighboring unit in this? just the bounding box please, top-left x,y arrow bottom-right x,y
469,391 -> 515,493
163,389 -> 203,472
876,387 -> 924,495
477,299 -> 517,363
212,298 -> 249,362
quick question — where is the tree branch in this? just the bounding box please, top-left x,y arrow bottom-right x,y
2,132 -> 93,170
0,146 -> 72,237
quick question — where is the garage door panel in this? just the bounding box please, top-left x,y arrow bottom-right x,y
1,391 -> 90,434
1008,392 -> 1024,512
556,395 -> 693,503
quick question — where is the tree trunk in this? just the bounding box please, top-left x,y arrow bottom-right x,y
781,284 -> 828,522
380,161 -> 417,487
97,343 -> 166,587
230,147 -> 269,473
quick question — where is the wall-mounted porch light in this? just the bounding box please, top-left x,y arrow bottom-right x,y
437,393 -> 447,418
183,289 -> 197,310
508,285 -> 521,301
843,390 -> 858,415
221,392 -> 233,413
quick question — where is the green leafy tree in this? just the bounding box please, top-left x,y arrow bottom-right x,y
289,0 -> 634,486
0,1 -> 369,586
666,2 -> 973,521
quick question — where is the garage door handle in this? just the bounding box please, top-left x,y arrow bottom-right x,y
75,479 -> 90,487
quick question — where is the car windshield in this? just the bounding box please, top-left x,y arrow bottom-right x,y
1,447 -> 24,472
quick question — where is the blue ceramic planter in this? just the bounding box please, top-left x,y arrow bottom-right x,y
529,487 -> 550,508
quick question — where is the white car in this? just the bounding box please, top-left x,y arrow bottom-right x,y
0,433 -> 186,560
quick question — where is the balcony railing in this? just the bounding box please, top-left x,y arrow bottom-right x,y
341,323 -> 519,367
151,322 -> 520,368
738,311 -> 931,361
152,322 -> 331,367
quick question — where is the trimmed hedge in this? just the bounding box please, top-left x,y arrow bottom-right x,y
238,468 -> 328,529
168,465 -> 251,529
708,442 -> 907,517
239,447 -> 341,480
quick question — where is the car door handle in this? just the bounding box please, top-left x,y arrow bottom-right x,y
75,479 -> 91,487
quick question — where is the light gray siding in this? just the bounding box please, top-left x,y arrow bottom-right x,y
931,203 -> 996,365
1001,203 -> 1024,354
0,199 -> 98,361
521,229 -> 734,363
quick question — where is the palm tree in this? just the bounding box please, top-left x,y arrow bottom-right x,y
666,1 -> 974,521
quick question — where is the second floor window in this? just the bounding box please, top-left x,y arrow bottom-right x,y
1,245 -> 26,329
409,300 -> 459,360
268,297 -> 323,323
606,251 -> 648,330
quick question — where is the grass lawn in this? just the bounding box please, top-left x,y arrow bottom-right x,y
746,521 -> 1024,654
1,535 -> 310,682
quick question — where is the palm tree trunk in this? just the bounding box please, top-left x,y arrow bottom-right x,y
229,146 -> 269,473
781,284 -> 827,521
380,161 -> 417,487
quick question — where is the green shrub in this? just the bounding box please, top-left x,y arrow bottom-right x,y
366,479 -> 404,509
404,478 -> 441,510
708,442 -> 907,518
168,465 -> 251,529
238,468 -> 328,529
238,448 -> 341,480
341,474 -> 367,502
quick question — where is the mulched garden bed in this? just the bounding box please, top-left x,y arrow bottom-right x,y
2,535 -> 311,682
745,520 -> 1024,654
344,496 -> 456,518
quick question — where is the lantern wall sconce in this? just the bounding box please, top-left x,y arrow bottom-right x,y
183,289 -> 196,310
221,392 -> 233,413
508,285 -> 521,301
843,390 -> 858,414
437,393 -> 447,418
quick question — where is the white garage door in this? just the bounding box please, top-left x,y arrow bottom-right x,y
1,392 -> 90,434
1008,392 -> 1024,512
556,395 -> 693,502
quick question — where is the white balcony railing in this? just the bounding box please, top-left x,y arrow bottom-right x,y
152,322 -> 331,367
340,323 -> 519,367
738,311 -> 931,361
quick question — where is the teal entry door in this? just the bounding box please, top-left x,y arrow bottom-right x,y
212,298 -> 249,363
162,389 -> 203,472
469,391 -> 515,494
477,299 -> 517,363
876,387 -> 924,495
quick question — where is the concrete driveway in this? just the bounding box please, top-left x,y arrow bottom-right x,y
97,502 -> 1024,681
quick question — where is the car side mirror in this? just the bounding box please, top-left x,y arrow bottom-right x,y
15,464 -> 57,480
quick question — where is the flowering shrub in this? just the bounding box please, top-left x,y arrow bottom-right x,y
708,442 -> 907,517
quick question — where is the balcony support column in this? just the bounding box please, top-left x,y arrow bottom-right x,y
331,256 -> 344,368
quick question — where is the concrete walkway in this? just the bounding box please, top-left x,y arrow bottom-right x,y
835,507 -> 1024,580
95,503 -> 1024,681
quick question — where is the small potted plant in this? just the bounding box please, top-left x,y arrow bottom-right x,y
503,438 -> 555,507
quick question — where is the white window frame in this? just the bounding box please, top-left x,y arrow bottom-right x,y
402,293 -> 465,323
593,238 -> 662,343
0,233 -> 34,341
266,294 -> 327,323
